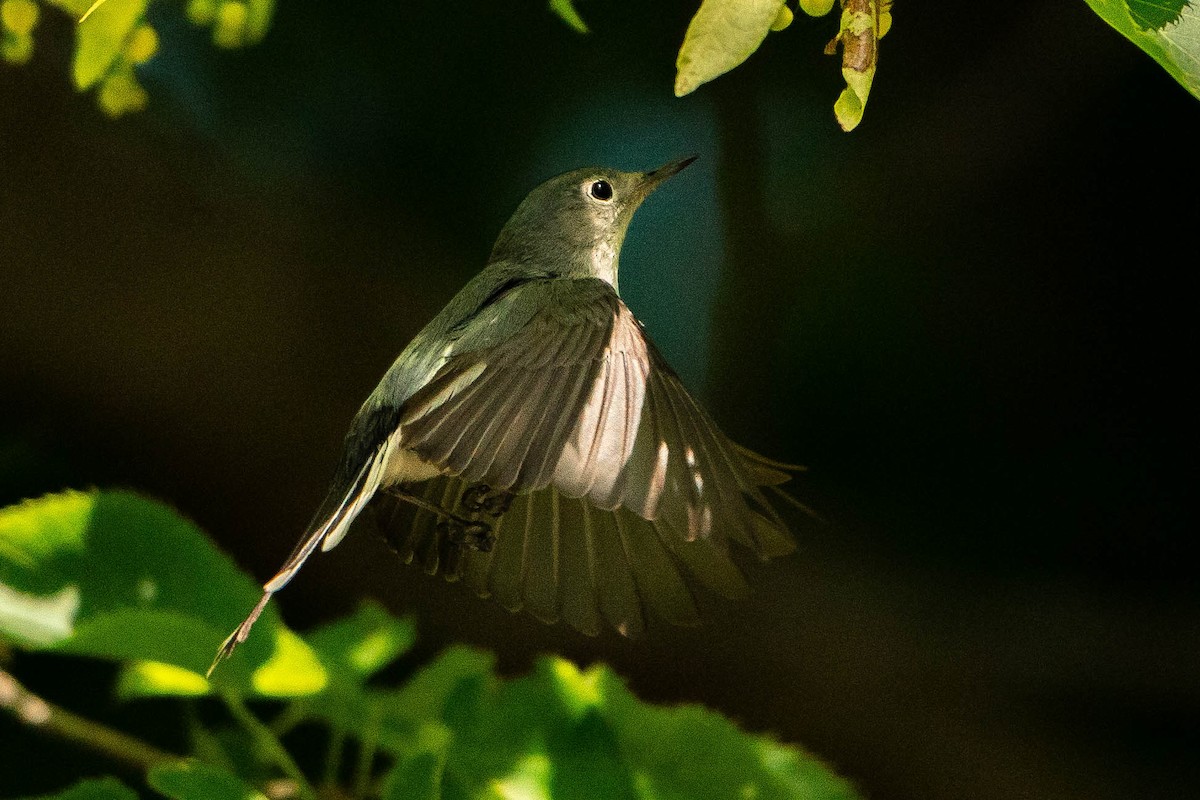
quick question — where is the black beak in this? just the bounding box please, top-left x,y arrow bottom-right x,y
640,155 -> 698,196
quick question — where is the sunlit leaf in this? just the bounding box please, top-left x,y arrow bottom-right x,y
1,32 -> 34,64
0,490 -> 326,699
148,761 -> 268,800
799,0 -> 837,17
675,0 -> 787,97
119,660 -> 212,698
17,777 -> 139,800
421,656 -> 860,800
1,0 -> 39,36
186,0 -> 217,25
549,0 -> 588,34
1085,0 -> 1200,100
595,662 -> 861,800
825,0 -> 892,132
304,600 -> 416,682
122,23 -> 156,63
242,0 -> 274,44
72,0 -> 145,90
770,5 -> 794,32
0,583 -> 79,647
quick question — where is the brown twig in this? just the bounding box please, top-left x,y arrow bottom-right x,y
0,665 -> 179,772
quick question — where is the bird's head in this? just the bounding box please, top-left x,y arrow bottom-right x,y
488,156 -> 696,291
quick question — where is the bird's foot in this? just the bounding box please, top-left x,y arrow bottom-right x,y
437,518 -> 495,553
460,484 -> 513,517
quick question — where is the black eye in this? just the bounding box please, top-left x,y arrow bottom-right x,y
589,180 -> 613,201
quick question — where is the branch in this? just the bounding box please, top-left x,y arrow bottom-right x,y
0,665 -> 179,772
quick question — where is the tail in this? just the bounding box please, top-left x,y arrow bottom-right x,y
207,442 -> 392,677
734,443 -> 824,523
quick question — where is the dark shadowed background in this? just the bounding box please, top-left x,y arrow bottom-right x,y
3,2 -> 1198,798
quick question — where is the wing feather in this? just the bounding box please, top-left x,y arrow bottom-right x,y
523,489 -> 560,623
363,277 -> 799,638
614,507 -> 700,627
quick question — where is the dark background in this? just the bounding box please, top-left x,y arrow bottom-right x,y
3,2 -> 1198,798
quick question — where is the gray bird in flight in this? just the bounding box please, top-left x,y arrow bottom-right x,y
213,157 -> 802,670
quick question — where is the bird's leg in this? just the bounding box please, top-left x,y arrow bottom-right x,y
381,486 -> 496,553
459,484 -> 514,517
438,519 -> 495,553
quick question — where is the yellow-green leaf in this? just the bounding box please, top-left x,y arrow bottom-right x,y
825,0 -> 891,132
1,32 -> 34,64
72,0 -> 146,90
249,627 -> 327,696
799,0 -> 836,16
1,0 -> 39,36
771,5 -> 795,32
675,0 -> 787,97
549,0 -> 588,34
119,660 -> 212,698
242,0 -> 274,44
122,23 -> 156,63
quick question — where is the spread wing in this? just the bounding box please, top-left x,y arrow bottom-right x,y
376,276 -> 800,635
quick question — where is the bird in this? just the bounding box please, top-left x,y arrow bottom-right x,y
210,157 -> 805,672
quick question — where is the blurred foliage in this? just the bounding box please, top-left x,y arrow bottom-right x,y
4,1 -> 1200,129
548,0 -> 588,35
1,490 -> 860,800
19,778 -> 140,800
0,0 -> 274,117
1085,0 -> 1200,100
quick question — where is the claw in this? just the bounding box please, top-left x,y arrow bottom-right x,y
460,484 -> 513,518
443,519 -> 494,552
482,492 -> 512,516
463,522 -> 495,552
460,484 -> 491,513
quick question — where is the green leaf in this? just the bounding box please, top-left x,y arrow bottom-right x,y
0,490 -> 326,698
72,0 -> 146,90
675,0 -> 787,96
293,641 -> 492,758
420,656 -> 861,800
594,661 -> 861,800
549,0 -> 588,34
148,760 -> 268,800
380,751 -> 444,800
1085,0 -> 1200,101
377,644 -> 495,727
17,777 -> 139,800
1127,0 -> 1188,30
304,600 -> 416,682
